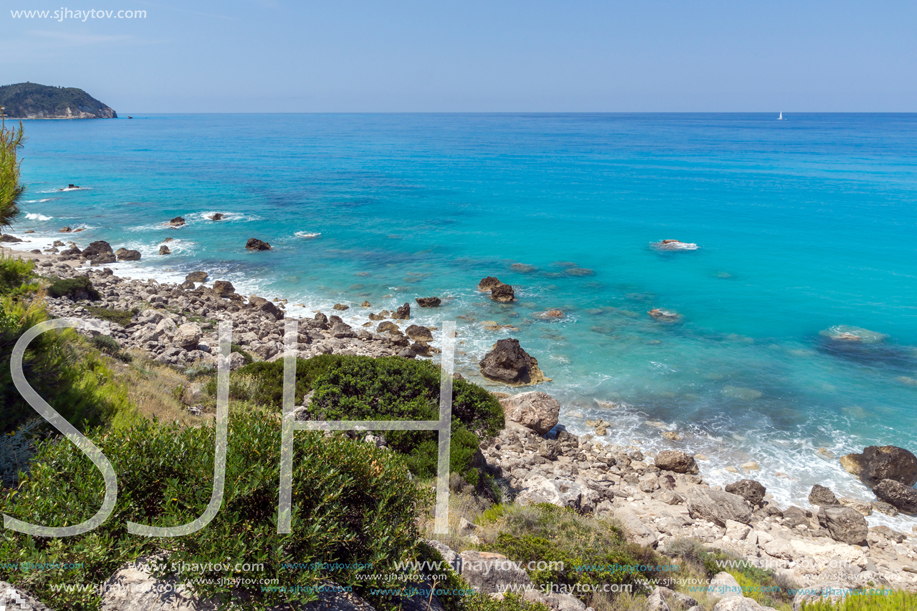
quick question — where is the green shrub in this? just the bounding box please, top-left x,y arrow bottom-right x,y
665,538 -> 791,609
46,276 -> 100,301
0,410 -> 424,611
90,334 -> 121,353
0,254 -> 33,293
207,355 -> 505,489
479,504 -> 662,605
801,591 -> 917,610
231,342 -> 254,365
85,305 -> 136,327
0,296 -> 130,434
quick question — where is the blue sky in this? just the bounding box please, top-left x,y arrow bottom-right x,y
2,0 -> 915,112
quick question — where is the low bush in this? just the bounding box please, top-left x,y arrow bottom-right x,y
478,503 -> 664,607
0,295 -> 131,434
665,538 -> 791,609
46,276 -> 100,301
85,305 -> 137,327
0,254 -> 33,293
0,410 -> 424,611
801,591 -> 917,610
230,342 -> 254,365
206,355 -> 505,490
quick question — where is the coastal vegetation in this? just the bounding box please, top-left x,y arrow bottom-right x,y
210,355 -> 504,491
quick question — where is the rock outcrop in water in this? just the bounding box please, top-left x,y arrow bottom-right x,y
479,338 -> 547,386
245,238 -> 271,251
839,446 -> 917,487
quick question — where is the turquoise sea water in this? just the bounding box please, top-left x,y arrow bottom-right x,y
10,113 -> 917,521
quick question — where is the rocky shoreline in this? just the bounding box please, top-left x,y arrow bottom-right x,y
3,240 -> 917,610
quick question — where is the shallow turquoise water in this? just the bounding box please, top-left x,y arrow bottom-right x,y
11,113 -> 917,517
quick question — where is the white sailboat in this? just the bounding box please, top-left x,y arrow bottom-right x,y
778,111 -> 784,120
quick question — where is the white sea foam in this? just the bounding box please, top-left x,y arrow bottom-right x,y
25,213 -> 53,221
294,231 -> 321,239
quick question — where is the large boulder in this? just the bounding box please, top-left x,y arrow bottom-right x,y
404,325 -> 433,342
0,581 -> 54,610
91,252 -> 117,265
498,391 -> 560,435
169,216 -> 186,227
185,271 -> 208,283
816,506 -> 868,545
686,487 -> 752,526
706,572 -> 743,600
245,238 -> 272,251
459,550 -> 531,594
415,296 -> 441,308
478,276 -> 503,291
725,479 -> 766,507
81,240 -> 113,259
490,283 -> 515,303
872,478 -> 917,515
0,234 -> 23,243
377,321 -> 400,334
839,445 -> 917,487
212,281 -> 235,297
158,245 -> 171,255
116,248 -> 142,261
808,484 -> 839,506
515,477 -> 583,510
654,450 -> 699,474
479,338 -> 548,386
713,598 -> 779,611
613,507 -> 657,548
392,302 -> 411,320
174,324 -> 202,350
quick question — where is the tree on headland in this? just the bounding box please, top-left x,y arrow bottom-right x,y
0,116 -> 25,230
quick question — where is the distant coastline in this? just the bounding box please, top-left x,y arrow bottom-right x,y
0,82 -> 116,120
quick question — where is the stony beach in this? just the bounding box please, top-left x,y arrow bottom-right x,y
2,235 -> 917,611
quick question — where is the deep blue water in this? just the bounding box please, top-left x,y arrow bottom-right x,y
11,113 -> 917,520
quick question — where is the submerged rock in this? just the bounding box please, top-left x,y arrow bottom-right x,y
839,445 -> 917,487
245,237 -> 272,251
819,325 -> 887,344
479,338 -> 548,386
210,213 -> 225,221
653,239 -> 698,251
648,308 -> 680,321
415,296 -> 441,308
